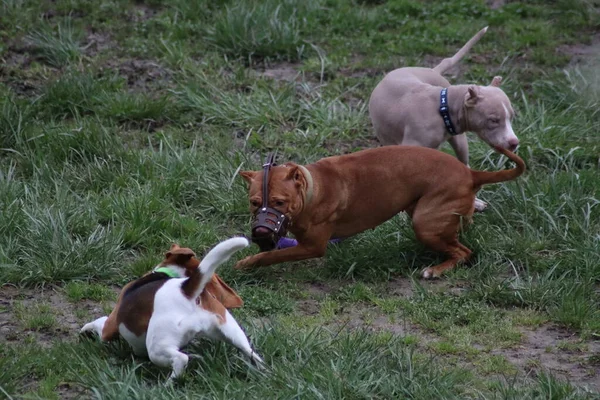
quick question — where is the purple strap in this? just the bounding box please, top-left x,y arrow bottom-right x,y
276,237 -> 343,249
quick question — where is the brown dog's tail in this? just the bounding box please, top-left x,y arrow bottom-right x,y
433,27 -> 488,75
471,146 -> 526,189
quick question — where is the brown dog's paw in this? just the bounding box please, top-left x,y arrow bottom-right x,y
234,256 -> 255,270
421,267 -> 440,279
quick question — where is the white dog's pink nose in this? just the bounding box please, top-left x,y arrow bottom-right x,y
507,138 -> 519,151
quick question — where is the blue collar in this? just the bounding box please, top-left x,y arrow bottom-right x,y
439,88 -> 458,136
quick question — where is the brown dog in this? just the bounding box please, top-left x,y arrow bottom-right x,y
237,146 -> 525,278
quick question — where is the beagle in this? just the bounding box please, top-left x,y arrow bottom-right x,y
81,237 -> 262,380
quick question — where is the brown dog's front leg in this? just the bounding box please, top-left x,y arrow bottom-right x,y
235,227 -> 331,269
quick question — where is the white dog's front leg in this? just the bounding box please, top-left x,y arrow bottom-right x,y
447,135 -> 489,212
80,316 -> 108,339
448,134 -> 469,165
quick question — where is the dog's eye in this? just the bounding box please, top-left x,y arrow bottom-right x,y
274,200 -> 285,207
489,118 -> 500,125
250,200 -> 261,208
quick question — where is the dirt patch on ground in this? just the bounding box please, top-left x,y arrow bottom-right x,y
296,278 -> 600,392
83,30 -> 117,58
0,285 -> 116,347
493,325 -> 600,392
0,46 -> 38,95
486,0 -> 507,9
559,33 -> 600,66
127,3 -> 160,23
256,62 -> 303,82
100,58 -> 172,91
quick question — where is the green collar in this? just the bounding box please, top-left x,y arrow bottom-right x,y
154,267 -> 180,278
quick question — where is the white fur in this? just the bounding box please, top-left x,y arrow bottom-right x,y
80,316 -> 107,338
502,104 -> 519,148
119,324 -> 148,356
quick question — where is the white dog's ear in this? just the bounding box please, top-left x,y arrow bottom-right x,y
465,86 -> 480,107
490,76 -> 502,87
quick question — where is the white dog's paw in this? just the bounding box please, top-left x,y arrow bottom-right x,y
474,198 -> 488,212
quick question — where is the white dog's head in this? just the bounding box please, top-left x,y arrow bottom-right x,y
463,76 -> 519,151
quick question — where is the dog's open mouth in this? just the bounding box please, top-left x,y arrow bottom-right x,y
250,153 -> 290,252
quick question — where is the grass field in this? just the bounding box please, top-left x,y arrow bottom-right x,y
1,0 -> 599,398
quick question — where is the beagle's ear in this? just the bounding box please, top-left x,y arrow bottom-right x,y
171,247 -> 196,257
490,76 -> 502,87
239,170 -> 257,185
465,85 -> 480,107
166,244 -> 181,258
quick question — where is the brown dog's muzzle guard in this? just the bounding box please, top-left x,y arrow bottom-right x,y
251,153 -> 289,252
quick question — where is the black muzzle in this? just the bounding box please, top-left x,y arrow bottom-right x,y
250,153 -> 290,252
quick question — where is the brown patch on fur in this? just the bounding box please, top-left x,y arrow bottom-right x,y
199,290 -> 227,324
162,244 -> 200,273
117,278 -> 167,336
101,280 -> 136,341
206,275 -> 244,308
181,269 -> 203,299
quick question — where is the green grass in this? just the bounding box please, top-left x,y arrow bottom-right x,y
13,302 -> 57,331
1,0 -> 599,397
25,19 -> 83,68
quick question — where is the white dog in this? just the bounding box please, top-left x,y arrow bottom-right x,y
81,237 -> 262,380
369,27 -> 519,211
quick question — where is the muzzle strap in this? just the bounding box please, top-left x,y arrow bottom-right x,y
251,153 -> 290,251
261,153 -> 275,209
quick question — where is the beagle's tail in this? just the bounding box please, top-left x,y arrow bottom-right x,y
471,147 -> 526,189
181,237 -> 249,300
433,27 -> 488,75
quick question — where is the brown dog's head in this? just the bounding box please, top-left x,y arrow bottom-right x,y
240,163 -> 311,249
161,244 -> 200,276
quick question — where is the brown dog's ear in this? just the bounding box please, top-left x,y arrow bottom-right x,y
284,163 -> 300,181
239,170 -> 257,185
465,86 -> 480,107
490,76 -> 502,87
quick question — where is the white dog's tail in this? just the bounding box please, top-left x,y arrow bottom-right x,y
433,27 -> 488,75
181,237 -> 249,300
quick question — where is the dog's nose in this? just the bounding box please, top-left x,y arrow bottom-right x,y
253,227 -> 271,237
507,138 -> 519,151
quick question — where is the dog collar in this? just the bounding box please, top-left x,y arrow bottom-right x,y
154,267 -> 179,278
440,88 -> 458,136
298,165 -> 314,205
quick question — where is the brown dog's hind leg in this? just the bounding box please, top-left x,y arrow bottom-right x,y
420,239 -> 472,279
411,207 -> 473,279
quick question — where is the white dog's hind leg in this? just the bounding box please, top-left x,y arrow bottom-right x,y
217,311 -> 263,366
80,316 -> 108,339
